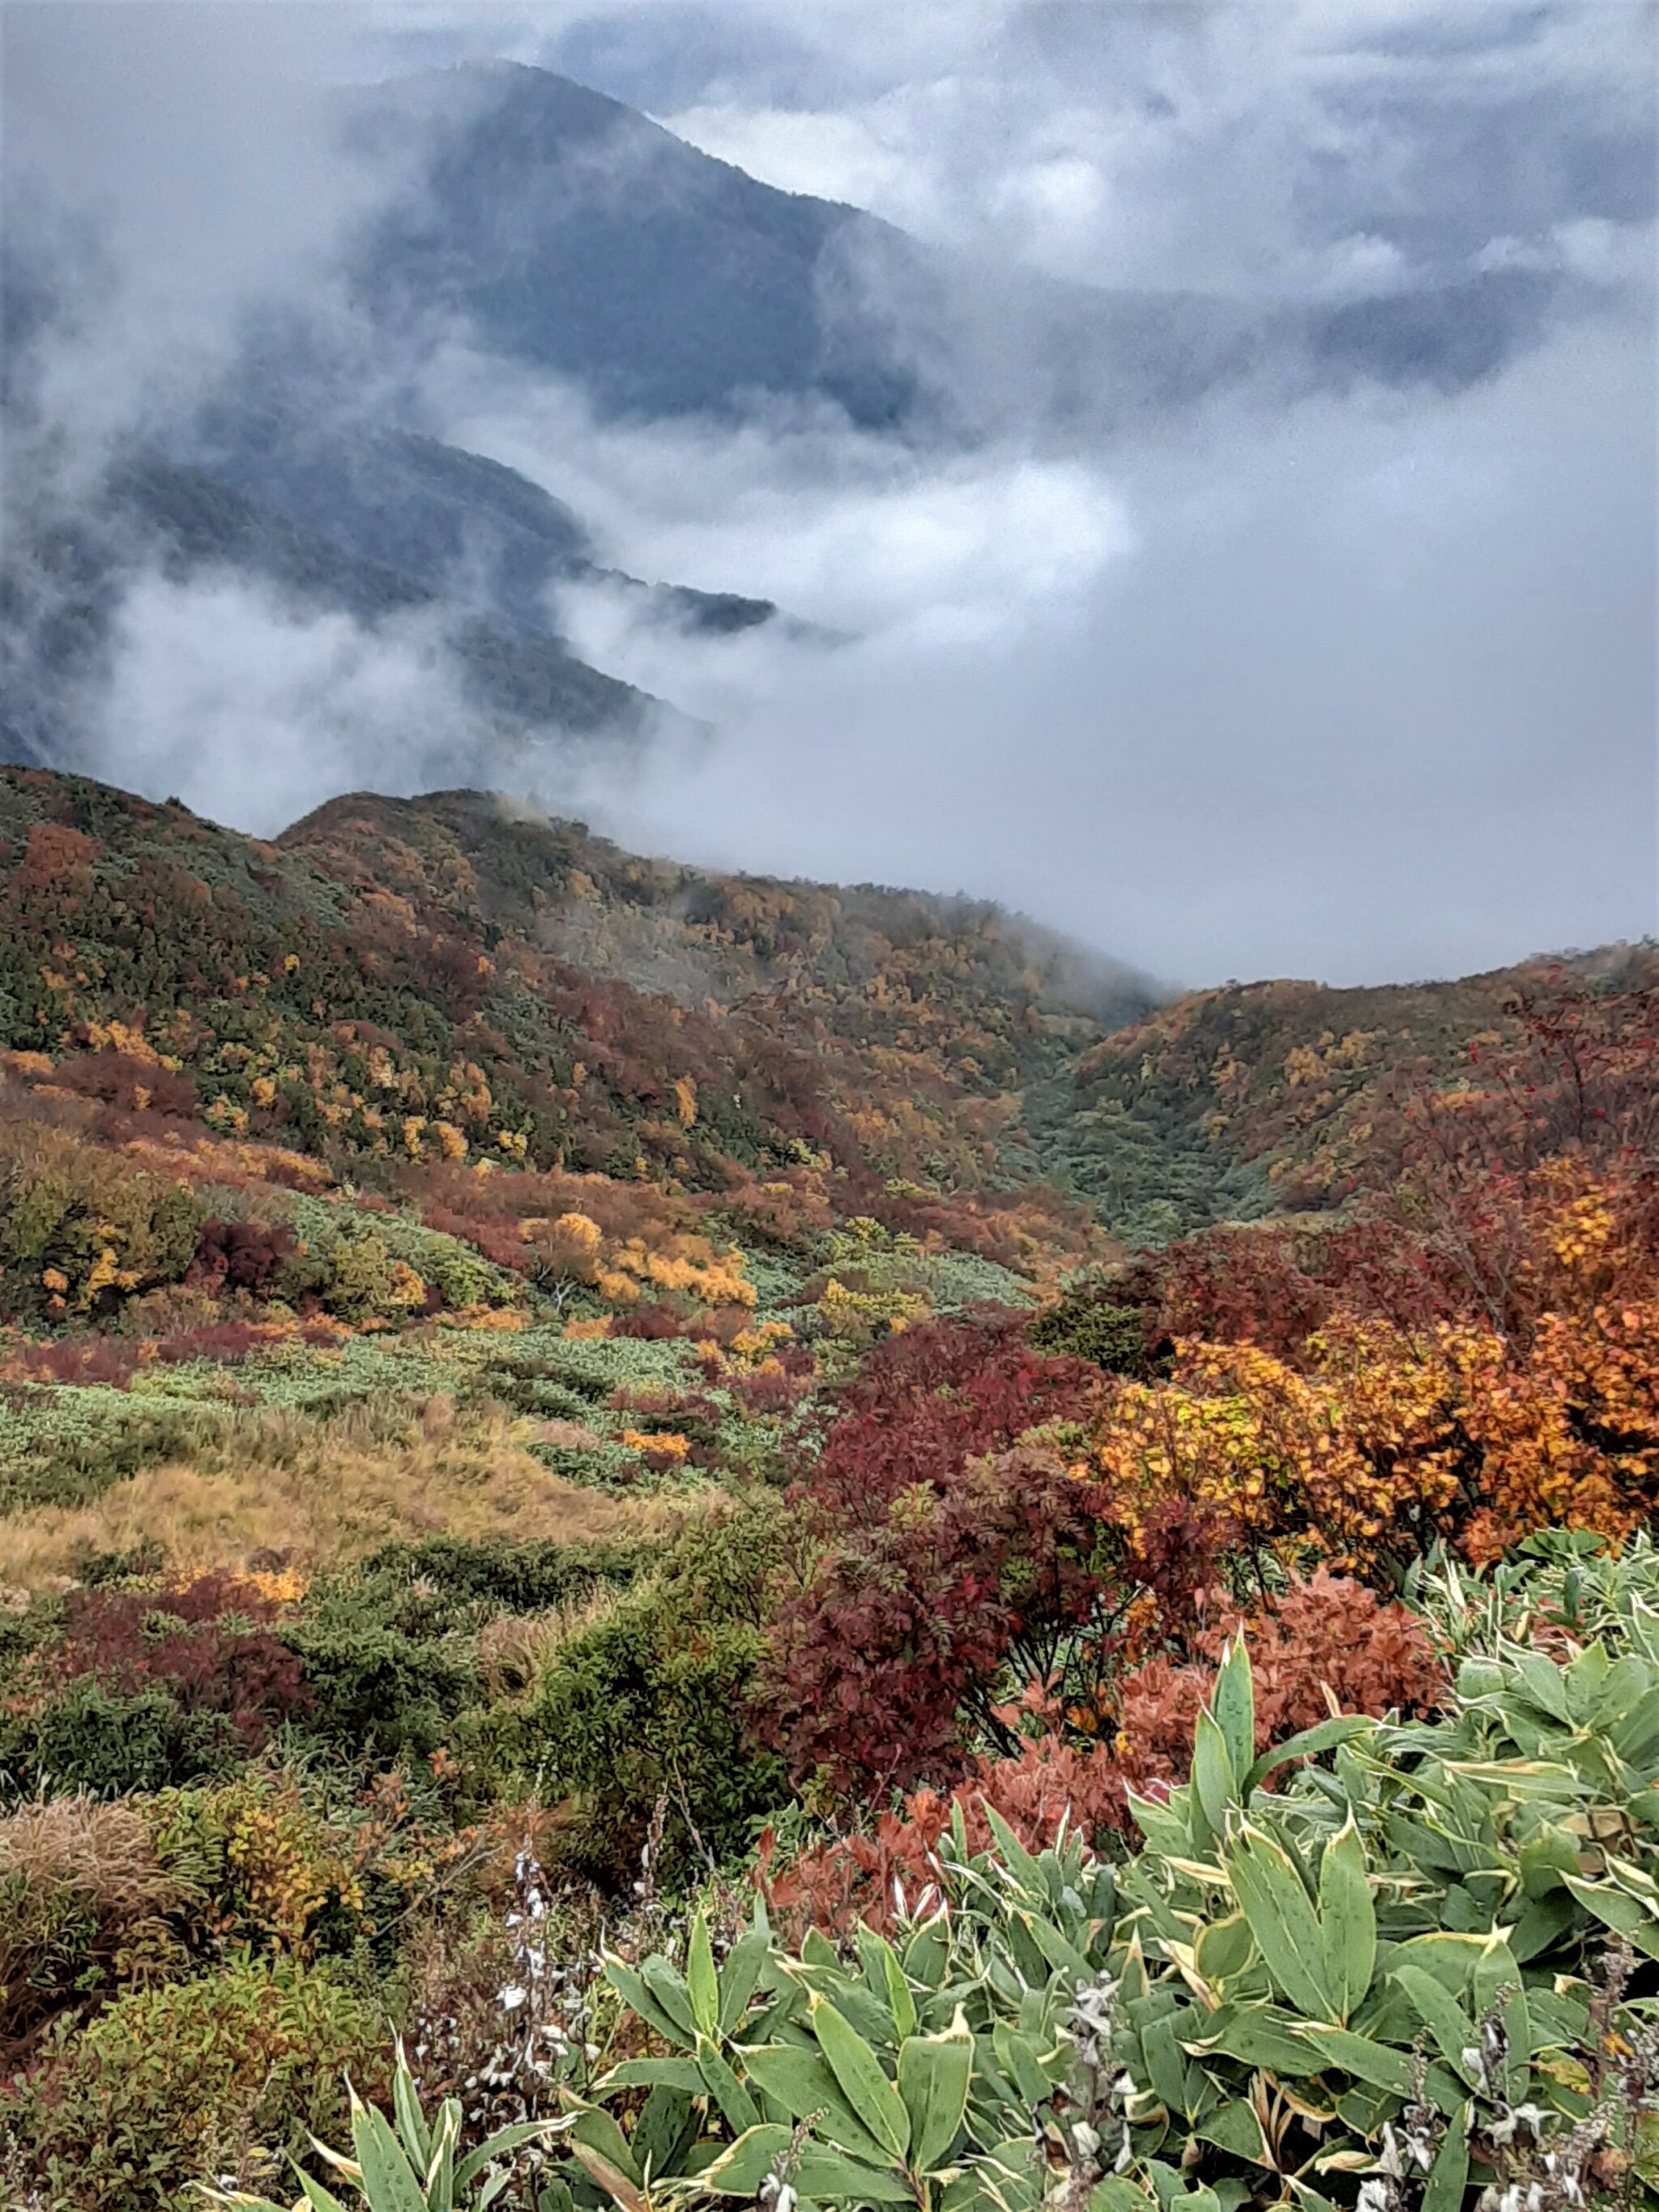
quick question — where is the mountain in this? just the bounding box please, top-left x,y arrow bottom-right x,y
1024,941 -> 1659,1247
341,61 -> 1586,436
0,766 -> 1155,1227
2,764 -> 1644,1254
341,62 -> 927,428
0,439 -> 688,778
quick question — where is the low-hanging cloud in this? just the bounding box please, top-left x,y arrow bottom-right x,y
430,300 -> 1654,988
75,574 -> 485,834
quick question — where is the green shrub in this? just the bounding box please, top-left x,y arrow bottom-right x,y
0,1388 -> 225,1515
350,1532 -> 653,1633
485,1604 -> 785,1884
0,1793 -> 190,2052
279,1603 -> 476,1764
0,1122 -> 203,1325
476,1511 -> 791,1882
284,1196 -> 518,1319
0,1954 -> 385,2211
1029,1277 -> 1166,1377
0,1680 -> 239,1801
199,2044 -> 564,2212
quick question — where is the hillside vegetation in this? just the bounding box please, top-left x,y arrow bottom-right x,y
0,765 -> 1656,2210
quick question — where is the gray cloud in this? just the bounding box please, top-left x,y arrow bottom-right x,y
436,305 -> 1654,987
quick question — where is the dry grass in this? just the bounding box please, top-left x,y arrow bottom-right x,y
0,1404 -> 680,1589
0,1793 -> 192,2050
476,1586 -> 625,1696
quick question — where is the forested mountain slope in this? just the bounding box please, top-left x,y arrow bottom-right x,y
1026,942 -> 1659,1246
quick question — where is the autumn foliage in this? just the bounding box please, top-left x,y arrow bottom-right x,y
765,1569 -> 1447,1935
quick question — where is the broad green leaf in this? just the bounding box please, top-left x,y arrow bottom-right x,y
1390,1965 -> 1478,2087
1128,1788 -> 1195,1856
1015,1908 -> 1091,1984
1242,1718 -> 1372,1796
568,2144 -> 646,2212
1212,1637 -> 1256,1786
881,1943 -> 918,2042
811,1993 -> 910,2159
639,1956 -> 699,2041
596,2058 -> 706,2095
1440,1758 -> 1581,1801
740,2041 -> 894,2166
717,1924 -> 771,2034
902,1915 -> 949,1993
295,2177 -> 350,2212
686,1910 -> 719,2039
1193,2005 -> 1323,2075
1383,1932 -> 1485,1993
1196,2099 -> 1270,2167
898,2014 -> 975,2172
1318,1818 -> 1375,2024
603,1956 -> 694,2048
570,2108 -> 642,2189
454,2121 -> 569,2193
982,1804 -> 1047,1900
1422,2105 -> 1470,2212
390,2053 -> 431,2170
1563,1874 -> 1659,1959
1092,2183 -> 1155,2212
1512,1650 -> 1573,1722
633,2086 -> 697,2184
994,2021 -> 1056,2109
1139,2011 -> 1190,2116
1193,1914 -> 1254,1985
1298,2022 -> 1419,2098
1225,1822 -> 1337,2022
349,2102 -> 426,2212
422,2100 -> 458,2212
696,2031 -> 760,2135
1192,1710 -> 1237,1843
795,2146 -> 916,2202
693,2125 -> 793,2196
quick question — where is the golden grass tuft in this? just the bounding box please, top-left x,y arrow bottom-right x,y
0,1793 -> 193,2049
0,1403 -> 680,1588
475,1586 -> 624,1696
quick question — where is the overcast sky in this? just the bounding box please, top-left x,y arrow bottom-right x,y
3,0 -> 1655,986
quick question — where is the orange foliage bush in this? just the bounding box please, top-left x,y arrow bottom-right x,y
1083,1165 -> 1659,1574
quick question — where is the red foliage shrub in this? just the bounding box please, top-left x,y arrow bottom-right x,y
152,1321 -> 280,1364
188,1218 -> 297,1295
755,1449 -> 1117,1795
732,1366 -> 807,1415
745,1312 -> 1107,1797
764,1571 -> 1447,1936
420,1206 -> 531,1274
52,1051 -> 199,1120
1129,1498 -> 1239,1625
39,1573 -> 311,1749
760,1728 -> 1129,1939
15,1337 -> 145,1388
612,1302 -> 687,1340
805,1308 -> 1099,1518
1120,1217 -> 1466,1368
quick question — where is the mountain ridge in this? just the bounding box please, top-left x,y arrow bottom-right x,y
2,762 -> 1645,1253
